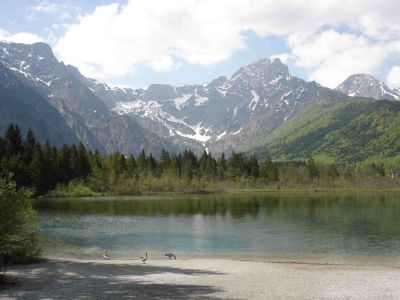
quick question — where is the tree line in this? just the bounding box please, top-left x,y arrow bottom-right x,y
0,124 -> 280,194
0,124 -> 391,195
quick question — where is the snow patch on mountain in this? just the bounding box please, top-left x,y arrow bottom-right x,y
173,94 -> 192,110
194,96 -> 208,106
216,131 -> 227,141
232,128 -> 243,135
176,122 -> 211,144
248,90 -> 260,111
114,100 -> 161,117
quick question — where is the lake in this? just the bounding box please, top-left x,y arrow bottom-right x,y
34,192 -> 400,266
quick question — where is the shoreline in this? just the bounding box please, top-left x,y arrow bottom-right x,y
3,257 -> 400,299
41,187 -> 400,198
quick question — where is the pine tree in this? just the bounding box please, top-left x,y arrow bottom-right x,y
58,145 -> 71,183
216,153 -> 226,180
264,157 -> 279,182
307,157 -> 318,179
228,152 -> 248,178
23,128 -> 36,163
248,155 -> 259,177
0,137 -> 5,158
148,153 -> 157,176
171,154 -> 182,177
69,145 -> 80,179
89,150 -> 103,170
5,124 -> 23,156
137,150 -> 147,172
29,144 -> 47,193
126,154 -> 137,177
159,149 -> 171,173
115,153 -> 127,175
78,142 -> 91,178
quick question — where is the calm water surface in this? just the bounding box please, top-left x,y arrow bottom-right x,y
34,193 -> 400,265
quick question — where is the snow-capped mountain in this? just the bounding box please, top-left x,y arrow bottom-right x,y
89,58 -> 345,152
0,61 -> 78,145
0,41 -> 176,155
4,40 -> 393,156
336,74 -> 400,100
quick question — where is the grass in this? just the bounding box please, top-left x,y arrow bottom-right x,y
44,180 -> 400,198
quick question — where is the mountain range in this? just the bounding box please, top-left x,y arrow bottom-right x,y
0,41 -> 176,155
1,40 -> 399,163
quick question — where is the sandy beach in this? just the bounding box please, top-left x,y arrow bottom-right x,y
2,258 -> 400,299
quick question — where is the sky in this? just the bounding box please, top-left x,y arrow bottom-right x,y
0,0 -> 400,89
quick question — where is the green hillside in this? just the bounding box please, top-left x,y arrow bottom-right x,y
250,99 -> 400,165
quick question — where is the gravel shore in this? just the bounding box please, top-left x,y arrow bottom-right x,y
2,258 -> 400,299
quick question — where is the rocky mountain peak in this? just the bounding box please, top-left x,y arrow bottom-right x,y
209,76 -> 228,87
0,41 -> 177,155
230,57 -> 289,86
0,41 -> 58,66
146,84 -> 176,101
336,73 -> 400,100
106,55 -> 344,152
30,42 -> 55,59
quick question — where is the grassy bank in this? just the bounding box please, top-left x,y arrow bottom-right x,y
45,175 -> 400,198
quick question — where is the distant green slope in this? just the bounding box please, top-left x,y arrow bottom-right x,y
250,99 -> 400,165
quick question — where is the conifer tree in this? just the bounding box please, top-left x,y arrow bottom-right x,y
137,150 -> 147,172
58,145 -> 71,183
29,144 -> 47,193
126,154 -> 137,177
307,157 -> 318,179
69,145 -> 80,178
5,124 -> 23,156
78,142 -> 91,178
148,153 -> 157,176
248,155 -> 259,177
23,128 -> 36,163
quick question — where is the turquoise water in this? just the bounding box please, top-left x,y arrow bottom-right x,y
34,193 -> 400,265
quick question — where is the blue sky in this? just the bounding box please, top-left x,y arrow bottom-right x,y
1,0 -> 399,89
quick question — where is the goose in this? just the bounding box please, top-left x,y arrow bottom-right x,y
164,253 -> 176,260
140,252 -> 148,264
103,250 -> 111,260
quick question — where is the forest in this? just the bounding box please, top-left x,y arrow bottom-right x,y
0,124 -> 396,196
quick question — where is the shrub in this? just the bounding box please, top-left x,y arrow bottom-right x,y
0,174 -> 41,266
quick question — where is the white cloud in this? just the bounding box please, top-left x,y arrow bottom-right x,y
270,53 -> 292,64
0,29 -> 43,44
54,1 -> 248,79
288,30 -> 400,87
289,31 -> 387,87
31,1 -> 58,13
53,0 -> 400,82
29,1 -> 80,20
387,66 -> 400,88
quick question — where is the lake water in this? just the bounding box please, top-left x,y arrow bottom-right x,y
34,192 -> 400,266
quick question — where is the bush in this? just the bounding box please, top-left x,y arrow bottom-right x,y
47,179 -> 97,197
0,174 -> 41,266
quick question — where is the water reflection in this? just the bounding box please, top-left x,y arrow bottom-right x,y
34,193 -> 400,264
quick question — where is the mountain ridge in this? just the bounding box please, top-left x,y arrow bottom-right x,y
1,40 -> 399,159
336,73 -> 400,100
0,61 -> 79,146
89,57 -> 347,154
0,41 -> 177,155
249,99 -> 400,165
